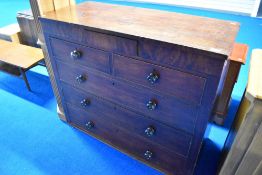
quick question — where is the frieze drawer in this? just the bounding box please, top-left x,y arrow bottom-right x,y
41,20 -> 138,57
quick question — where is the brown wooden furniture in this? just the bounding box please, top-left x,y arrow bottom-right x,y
39,2 -> 245,174
0,24 -> 23,78
29,0 -> 76,121
0,39 -> 43,91
17,10 -> 39,48
213,43 -> 248,124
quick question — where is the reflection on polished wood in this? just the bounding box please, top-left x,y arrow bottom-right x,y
41,1 -> 239,56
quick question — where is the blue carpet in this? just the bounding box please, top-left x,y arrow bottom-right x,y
0,88 -> 161,175
0,0 -> 262,175
0,0 -> 30,27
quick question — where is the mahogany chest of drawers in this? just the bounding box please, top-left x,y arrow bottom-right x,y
40,2 -> 241,174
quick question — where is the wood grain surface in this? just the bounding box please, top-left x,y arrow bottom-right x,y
56,61 -> 198,134
39,2 -> 243,174
41,1 -> 239,56
68,104 -> 187,174
50,37 -> 111,73
112,54 -> 205,104
0,39 -> 43,69
61,82 -> 192,157
213,43 -> 248,123
229,43 -> 248,63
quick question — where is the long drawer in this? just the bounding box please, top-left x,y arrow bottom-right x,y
56,61 -> 198,134
67,104 -> 187,174
113,54 -> 205,105
61,82 -> 192,157
50,37 -> 111,74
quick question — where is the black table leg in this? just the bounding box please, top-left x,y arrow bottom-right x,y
19,67 -> 31,91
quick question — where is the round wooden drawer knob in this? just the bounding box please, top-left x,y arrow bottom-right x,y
145,126 -> 156,137
76,74 -> 86,83
85,121 -> 94,130
71,50 -> 82,59
144,150 -> 153,160
80,99 -> 91,107
146,100 -> 157,110
147,71 -> 159,84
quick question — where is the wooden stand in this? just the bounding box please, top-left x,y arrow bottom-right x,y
0,40 -> 44,91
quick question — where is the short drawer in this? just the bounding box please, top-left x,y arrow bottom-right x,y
50,38 -> 110,73
42,21 -> 138,57
56,61 -> 198,134
113,54 -> 205,104
67,105 -> 186,174
62,82 -> 192,157
138,38 -> 226,76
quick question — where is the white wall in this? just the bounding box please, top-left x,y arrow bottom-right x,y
127,0 -> 259,16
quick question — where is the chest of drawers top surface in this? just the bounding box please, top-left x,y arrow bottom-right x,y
41,1 -> 239,56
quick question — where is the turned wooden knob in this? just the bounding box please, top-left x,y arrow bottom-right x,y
147,71 -> 159,84
85,121 -> 94,130
144,150 -> 153,160
71,49 -> 82,59
145,126 -> 156,137
80,99 -> 91,107
76,74 -> 86,83
146,99 -> 157,110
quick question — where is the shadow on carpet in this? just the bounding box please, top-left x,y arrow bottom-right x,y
194,138 -> 221,175
0,69 -> 55,111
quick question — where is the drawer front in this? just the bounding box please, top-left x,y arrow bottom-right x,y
80,29 -> 137,57
42,21 -> 138,57
62,82 -> 192,157
138,38 -> 226,76
50,37 -> 110,73
67,105 -> 186,174
56,61 -> 197,134
113,54 -> 205,104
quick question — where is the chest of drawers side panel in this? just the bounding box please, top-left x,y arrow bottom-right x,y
40,21 -> 72,122
185,76 -> 223,174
